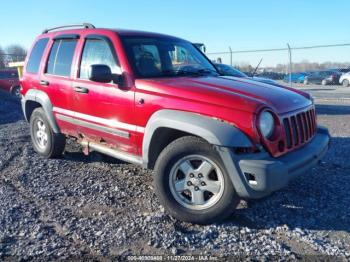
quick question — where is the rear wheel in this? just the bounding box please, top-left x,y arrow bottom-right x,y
154,136 -> 239,224
343,79 -> 349,87
30,108 -> 66,158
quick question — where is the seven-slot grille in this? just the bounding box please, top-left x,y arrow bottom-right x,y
282,108 -> 316,149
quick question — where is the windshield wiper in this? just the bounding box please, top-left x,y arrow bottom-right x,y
162,68 -> 218,77
193,68 -> 219,76
160,69 -> 199,77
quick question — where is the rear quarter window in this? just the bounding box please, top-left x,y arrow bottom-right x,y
26,38 -> 49,74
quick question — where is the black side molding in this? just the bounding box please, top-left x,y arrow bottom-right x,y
85,34 -> 110,41
53,34 -> 80,40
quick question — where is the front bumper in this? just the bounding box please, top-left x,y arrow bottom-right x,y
219,126 -> 330,199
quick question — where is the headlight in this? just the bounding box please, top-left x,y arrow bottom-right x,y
259,111 -> 275,139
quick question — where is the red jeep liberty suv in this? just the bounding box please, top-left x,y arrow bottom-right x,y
20,24 -> 330,224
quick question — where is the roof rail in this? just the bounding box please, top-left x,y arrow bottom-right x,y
42,23 -> 95,34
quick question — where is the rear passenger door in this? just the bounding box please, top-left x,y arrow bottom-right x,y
70,35 -> 137,155
41,36 -> 79,136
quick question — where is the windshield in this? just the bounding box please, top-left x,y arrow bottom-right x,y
120,36 -> 218,78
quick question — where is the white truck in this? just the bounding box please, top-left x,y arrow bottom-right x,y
339,72 -> 350,87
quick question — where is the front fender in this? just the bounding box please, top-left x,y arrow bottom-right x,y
142,109 -> 253,165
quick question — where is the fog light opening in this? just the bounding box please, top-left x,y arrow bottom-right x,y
244,172 -> 257,186
235,147 -> 259,154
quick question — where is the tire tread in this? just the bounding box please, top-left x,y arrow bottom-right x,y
30,108 -> 65,158
154,136 -> 239,224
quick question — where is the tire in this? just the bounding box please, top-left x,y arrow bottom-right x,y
30,108 -> 66,158
11,86 -> 21,98
303,79 -> 308,85
343,79 -> 349,87
321,79 -> 327,86
154,136 -> 239,224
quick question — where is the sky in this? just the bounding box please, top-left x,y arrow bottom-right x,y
1,0 -> 349,67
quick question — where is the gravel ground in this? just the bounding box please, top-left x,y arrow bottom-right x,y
0,88 -> 350,260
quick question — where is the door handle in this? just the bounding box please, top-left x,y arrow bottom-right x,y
74,86 -> 89,94
40,80 -> 50,86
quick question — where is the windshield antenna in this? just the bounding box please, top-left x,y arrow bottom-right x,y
252,58 -> 263,77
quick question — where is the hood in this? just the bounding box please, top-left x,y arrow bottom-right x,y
248,76 -> 285,87
136,76 -> 312,114
250,76 -> 277,85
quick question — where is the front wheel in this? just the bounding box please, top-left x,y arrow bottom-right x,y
30,108 -> 66,158
154,136 -> 239,224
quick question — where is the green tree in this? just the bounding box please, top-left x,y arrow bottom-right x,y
5,44 -> 27,62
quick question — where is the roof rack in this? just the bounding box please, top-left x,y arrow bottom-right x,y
42,23 -> 95,34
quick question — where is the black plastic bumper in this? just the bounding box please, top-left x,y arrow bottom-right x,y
219,126 -> 330,199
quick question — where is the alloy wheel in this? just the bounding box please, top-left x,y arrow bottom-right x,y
34,119 -> 48,149
169,155 -> 225,210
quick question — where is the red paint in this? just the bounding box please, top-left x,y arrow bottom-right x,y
21,28 -> 314,158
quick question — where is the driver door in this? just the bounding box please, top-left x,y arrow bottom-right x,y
70,35 -> 137,155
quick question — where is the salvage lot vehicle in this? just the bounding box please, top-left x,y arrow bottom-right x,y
283,72 -> 309,83
330,68 -> 350,75
339,72 -> 350,87
255,71 -> 284,80
0,69 -> 21,97
214,63 -> 281,87
21,23 -> 330,224
304,70 -> 341,85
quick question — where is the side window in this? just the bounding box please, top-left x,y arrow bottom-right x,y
8,71 -> 18,78
0,71 -> 17,79
26,38 -> 49,74
79,39 -> 121,79
46,39 -> 77,77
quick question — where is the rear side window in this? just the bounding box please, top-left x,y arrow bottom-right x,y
79,38 -> 121,79
0,71 -> 18,79
46,39 -> 77,77
26,38 -> 49,74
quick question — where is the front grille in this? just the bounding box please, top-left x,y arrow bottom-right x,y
283,108 -> 316,149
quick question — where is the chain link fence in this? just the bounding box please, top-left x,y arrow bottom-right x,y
205,43 -> 350,87
2,45 -> 350,87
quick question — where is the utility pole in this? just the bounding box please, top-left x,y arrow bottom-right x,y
287,43 -> 292,87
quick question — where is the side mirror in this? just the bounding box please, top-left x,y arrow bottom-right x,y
88,64 -> 113,83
